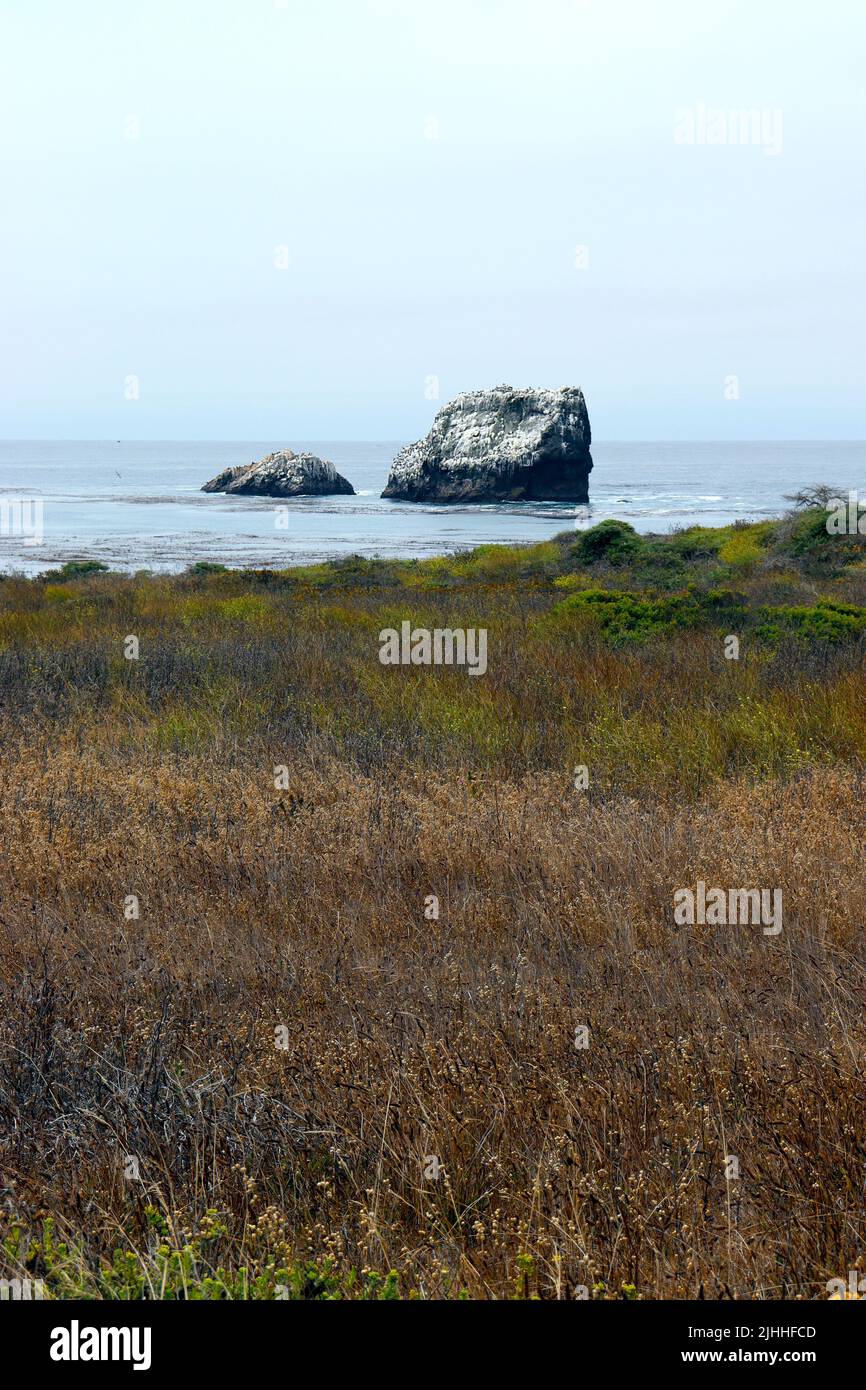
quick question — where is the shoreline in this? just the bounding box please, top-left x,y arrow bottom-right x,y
0,505 -> 858,582
0,506 -> 843,579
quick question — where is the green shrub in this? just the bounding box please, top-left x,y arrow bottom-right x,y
779,507 -> 864,570
571,520 -> 642,567
545,586 -> 746,644
756,599 -> 866,643
54,560 -> 109,578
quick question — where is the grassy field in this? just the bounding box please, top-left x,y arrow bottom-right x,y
1,504 -> 865,1299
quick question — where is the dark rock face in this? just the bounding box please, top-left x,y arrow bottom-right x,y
202,450 -> 354,497
201,465 -> 250,493
381,385 -> 592,503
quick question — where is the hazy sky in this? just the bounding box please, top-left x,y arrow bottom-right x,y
1,0 -> 864,440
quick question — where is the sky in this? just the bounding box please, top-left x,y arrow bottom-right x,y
1,0 -> 864,440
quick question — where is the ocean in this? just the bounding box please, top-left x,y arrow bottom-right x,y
0,439 -> 863,575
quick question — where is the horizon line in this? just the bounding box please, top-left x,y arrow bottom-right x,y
0,437 -> 864,447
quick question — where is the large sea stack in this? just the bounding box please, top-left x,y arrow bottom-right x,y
202,450 -> 354,497
381,385 -> 592,503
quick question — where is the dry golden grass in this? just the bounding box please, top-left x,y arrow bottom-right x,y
1,732 -> 865,1298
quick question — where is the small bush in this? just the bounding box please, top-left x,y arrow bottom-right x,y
571,520 -> 642,567
757,599 -> 866,643
545,586 -> 747,644
54,560 -> 110,578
